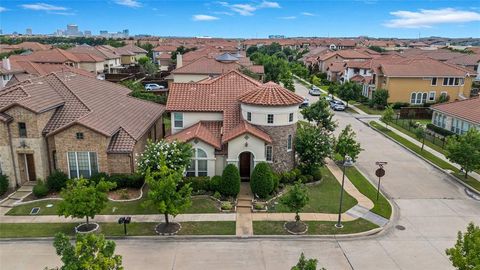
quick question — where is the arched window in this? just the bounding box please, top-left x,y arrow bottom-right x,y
410,92 -> 416,104
186,148 -> 208,177
416,93 -> 422,104
421,93 -> 427,104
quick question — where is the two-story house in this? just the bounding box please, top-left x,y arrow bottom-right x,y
166,70 -> 302,179
152,45 -> 177,70
0,71 -> 165,188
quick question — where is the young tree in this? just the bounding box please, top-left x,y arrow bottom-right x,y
335,124 -> 362,162
137,140 -> 193,174
143,163 -> 192,226
295,123 -> 334,174
281,181 -> 309,223
414,126 -> 426,151
52,233 -> 123,270
381,105 -> 395,128
336,82 -> 361,107
138,56 -> 157,75
291,253 -> 326,270
370,89 -> 389,109
327,85 -> 337,98
445,129 -> 480,179
57,178 -> 115,225
445,222 -> 480,270
301,99 -> 337,132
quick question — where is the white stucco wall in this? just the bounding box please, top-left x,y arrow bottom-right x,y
345,67 -> 372,81
173,74 -> 209,83
215,155 -> 226,176
171,112 -> 223,134
226,135 -> 266,167
241,103 -> 299,126
188,140 -> 216,177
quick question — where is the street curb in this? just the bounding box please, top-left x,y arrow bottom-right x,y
366,120 -> 480,197
0,226 -> 384,242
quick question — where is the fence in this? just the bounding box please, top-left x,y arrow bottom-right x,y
392,116 -> 447,150
399,107 -> 432,119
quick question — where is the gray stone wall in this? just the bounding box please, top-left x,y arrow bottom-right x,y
257,124 -> 296,173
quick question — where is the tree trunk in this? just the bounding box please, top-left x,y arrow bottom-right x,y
421,139 -> 425,151
295,212 -> 300,223
86,216 -> 89,225
465,171 -> 468,179
164,213 -> 169,225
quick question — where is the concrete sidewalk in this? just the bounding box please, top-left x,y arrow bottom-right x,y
371,118 -> 480,182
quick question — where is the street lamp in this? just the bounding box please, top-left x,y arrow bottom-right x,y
335,155 -> 354,229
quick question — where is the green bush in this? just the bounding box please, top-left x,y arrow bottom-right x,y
210,176 -> 222,192
272,173 -> 280,191
280,168 -> 300,184
46,171 -> 68,192
213,191 -> 221,200
391,102 -> 410,110
250,162 -> 274,198
221,201 -> 233,210
89,172 -> 110,184
298,174 -> 314,183
182,176 -> 210,192
312,167 -> 322,181
33,180 -> 49,198
0,174 -> 9,196
426,123 -> 455,137
109,174 -> 144,189
219,164 -> 240,197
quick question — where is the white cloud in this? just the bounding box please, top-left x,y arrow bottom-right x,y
217,1 -> 280,16
50,11 -> 75,16
259,1 -> 280,8
213,11 -> 233,16
21,3 -> 67,11
301,12 -> 314,16
279,16 -> 296,20
0,7 -> 7,12
384,8 -> 480,28
193,14 -> 219,21
114,0 -> 141,8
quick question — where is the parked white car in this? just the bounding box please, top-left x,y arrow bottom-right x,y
144,83 -> 165,91
330,100 -> 346,111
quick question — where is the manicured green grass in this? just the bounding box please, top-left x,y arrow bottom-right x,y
370,121 -> 480,192
269,167 -> 358,214
253,218 -> 378,235
345,167 -> 392,219
6,197 -> 219,216
0,221 -> 235,238
355,104 -> 385,115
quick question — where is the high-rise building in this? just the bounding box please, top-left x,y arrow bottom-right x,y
84,30 -> 92,37
26,28 -> 32,35
123,29 -> 129,37
66,24 -> 79,36
99,30 -> 108,37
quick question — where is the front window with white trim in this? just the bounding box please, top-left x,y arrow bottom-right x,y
67,152 -> 98,178
265,145 -> 273,162
173,112 -> 183,128
287,135 -> 292,151
428,91 -> 436,102
186,148 -> 208,177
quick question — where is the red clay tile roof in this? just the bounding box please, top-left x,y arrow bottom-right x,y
166,121 -> 222,149
15,48 -> 81,64
69,45 -> 120,60
223,120 -> 272,143
0,72 -> 165,152
153,45 -> 178,52
238,81 -> 303,106
326,62 -> 346,73
172,56 -> 263,75
70,52 -> 105,62
431,97 -> 480,124
380,58 -> 474,77
120,44 -> 148,54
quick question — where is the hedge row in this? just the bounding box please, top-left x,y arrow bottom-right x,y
426,123 -> 455,137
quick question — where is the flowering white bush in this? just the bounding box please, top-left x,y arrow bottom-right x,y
136,140 -> 193,174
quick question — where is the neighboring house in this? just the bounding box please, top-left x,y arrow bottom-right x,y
69,53 -> 105,74
68,44 -> 122,73
431,97 -> 480,135
97,45 -> 137,65
0,71 -> 165,188
0,42 -> 51,53
0,59 -> 25,88
10,48 -> 81,68
326,62 -> 346,82
166,70 -> 303,179
343,60 -> 373,82
120,44 -> 148,61
373,58 -> 475,104
317,49 -> 372,73
167,53 -> 264,87
152,45 -> 177,70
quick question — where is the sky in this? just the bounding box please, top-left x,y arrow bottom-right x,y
0,0 -> 479,38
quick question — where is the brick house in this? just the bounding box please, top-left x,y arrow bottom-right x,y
0,71 -> 165,187
166,70 -> 302,179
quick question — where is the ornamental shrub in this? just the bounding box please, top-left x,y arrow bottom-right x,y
46,170 -> 69,192
250,162 -> 274,198
272,173 -> 280,192
33,180 -> 49,198
312,166 -> 323,181
89,172 -> 109,185
182,176 -> 210,192
210,176 -> 222,192
0,174 -> 9,196
109,174 -> 144,189
219,164 -> 240,197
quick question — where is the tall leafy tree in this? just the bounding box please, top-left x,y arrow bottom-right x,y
138,56 -> 157,75
335,124 -> 362,162
336,81 -> 361,107
381,105 -> 395,128
445,222 -> 480,270
143,163 -> 192,226
370,89 -> 389,108
301,99 -> 337,132
295,122 -> 334,174
57,178 -> 115,225
52,233 -> 123,270
445,128 -> 480,179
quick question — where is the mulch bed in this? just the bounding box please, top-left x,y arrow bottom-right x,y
0,188 -> 16,201
75,223 -> 99,233
108,188 -> 142,200
155,222 -> 181,235
284,221 -> 308,235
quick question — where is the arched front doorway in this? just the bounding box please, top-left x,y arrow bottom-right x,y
238,151 -> 254,181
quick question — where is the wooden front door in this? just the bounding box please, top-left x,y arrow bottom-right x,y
239,152 -> 251,181
26,154 -> 36,182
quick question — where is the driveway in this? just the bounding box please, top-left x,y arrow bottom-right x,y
1,81 -> 479,270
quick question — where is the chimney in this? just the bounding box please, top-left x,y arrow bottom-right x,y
176,53 -> 183,68
2,57 -> 11,71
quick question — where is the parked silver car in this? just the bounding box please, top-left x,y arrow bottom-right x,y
330,100 -> 346,111
144,83 -> 165,91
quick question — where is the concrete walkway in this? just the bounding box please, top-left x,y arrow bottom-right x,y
236,183 -> 254,236
370,118 -> 480,182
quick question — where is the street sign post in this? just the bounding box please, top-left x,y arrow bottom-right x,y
375,162 -> 388,201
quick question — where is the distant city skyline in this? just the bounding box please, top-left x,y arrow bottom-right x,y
0,0 -> 479,38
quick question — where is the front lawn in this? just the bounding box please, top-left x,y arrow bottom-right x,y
370,121 -> 480,192
0,221 -> 235,238
355,104 -> 386,115
268,167 -> 357,214
345,167 -> 392,219
6,196 -> 220,216
253,218 -> 378,235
